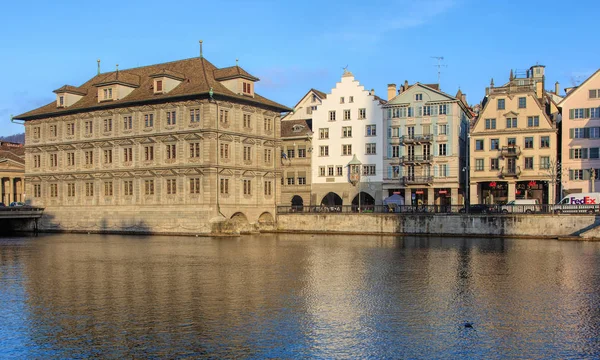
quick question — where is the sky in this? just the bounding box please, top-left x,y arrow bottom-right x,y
1,0 -> 598,137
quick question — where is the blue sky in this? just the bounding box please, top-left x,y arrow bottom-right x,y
1,0 -> 598,136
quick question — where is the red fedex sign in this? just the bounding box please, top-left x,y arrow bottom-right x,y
571,196 -> 597,204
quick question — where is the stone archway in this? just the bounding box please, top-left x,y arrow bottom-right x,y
229,212 -> 250,233
352,191 -> 376,212
321,192 -> 342,207
258,212 -> 274,224
291,195 -> 303,212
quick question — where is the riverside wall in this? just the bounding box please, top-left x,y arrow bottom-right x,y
276,213 -> 600,240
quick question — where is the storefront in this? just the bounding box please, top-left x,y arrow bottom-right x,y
479,181 -> 508,204
412,189 -> 428,206
434,188 -> 451,206
516,180 -> 548,204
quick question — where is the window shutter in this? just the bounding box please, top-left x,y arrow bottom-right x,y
569,170 -> 574,180
585,108 -> 590,118
569,128 -> 574,139
434,165 -> 438,177
434,144 -> 439,156
388,166 -> 393,179
585,128 -> 591,138
434,126 -> 438,135
398,127 -> 402,137
569,149 -> 574,159
387,126 -> 392,138
445,165 -> 450,177
584,169 -> 591,180
398,166 -> 403,177
569,109 -> 574,119
387,145 -> 392,158
583,148 -> 589,159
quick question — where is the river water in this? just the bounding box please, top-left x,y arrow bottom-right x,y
1,233 -> 599,359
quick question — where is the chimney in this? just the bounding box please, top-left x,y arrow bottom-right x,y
370,88 -> 375,96
404,80 -> 409,91
461,93 -> 467,105
387,84 -> 397,101
555,81 -> 560,95
536,81 -> 543,99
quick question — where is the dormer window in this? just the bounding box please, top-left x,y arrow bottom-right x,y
243,82 -> 252,95
156,80 -> 163,92
415,93 -> 423,101
292,124 -> 305,133
103,88 -> 113,100
59,96 -> 64,107
53,85 -> 86,108
150,70 -> 184,95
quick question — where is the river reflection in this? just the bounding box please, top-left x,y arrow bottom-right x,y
1,234 -> 599,358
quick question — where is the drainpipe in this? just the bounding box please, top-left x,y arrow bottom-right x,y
210,88 -> 226,219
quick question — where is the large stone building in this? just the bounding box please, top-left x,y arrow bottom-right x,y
279,89 -> 326,208
0,141 -> 25,205
383,82 -> 472,206
311,70 -> 386,208
469,65 -> 559,205
557,69 -> 600,196
14,54 -> 290,234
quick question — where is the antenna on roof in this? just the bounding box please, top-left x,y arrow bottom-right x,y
199,40 -> 203,58
97,59 -> 101,75
431,56 -> 447,86
116,64 -> 119,79
236,58 -> 239,67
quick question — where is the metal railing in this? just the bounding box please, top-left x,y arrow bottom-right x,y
400,134 -> 433,143
399,155 -> 433,164
500,145 -> 521,157
402,176 -> 434,185
500,166 -> 521,177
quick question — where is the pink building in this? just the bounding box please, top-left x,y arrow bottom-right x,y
559,69 -> 600,196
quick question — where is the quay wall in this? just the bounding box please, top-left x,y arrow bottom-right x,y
276,213 -> 600,240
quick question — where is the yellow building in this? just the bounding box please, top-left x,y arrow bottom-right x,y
469,65 -> 558,204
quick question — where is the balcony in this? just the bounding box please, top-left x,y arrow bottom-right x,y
399,155 -> 433,165
500,166 -> 521,178
402,176 -> 433,185
500,145 -> 521,157
400,134 -> 433,144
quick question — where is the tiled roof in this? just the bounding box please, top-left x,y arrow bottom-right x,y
0,146 -> 25,165
15,57 -> 289,120
150,68 -> 186,81
53,85 -> 87,95
213,65 -> 260,81
95,71 -> 141,87
281,119 -> 312,138
311,88 -> 327,99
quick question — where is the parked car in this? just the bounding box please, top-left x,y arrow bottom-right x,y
459,204 -> 494,214
501,199 -> 540,214
553,192 -> 600,214
0,202 -> 5,207
9,202 -> 26,207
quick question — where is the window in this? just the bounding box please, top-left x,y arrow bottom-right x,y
485,118 -> 496,129
144,114 -> 154,128
340,97 -> 345,104
104,181 -> 113,196
506,118 -> 517,128
243,180 -> 252,195
123,116 -> 132,130
66,123 -> 75,136
166,179 -> 177,195
67,183 -> 75,197
219,110 -> 229,124
166,144 -> 176,159
507,138 -> 516,146
166,111 -> 177,125
362,164 -> 376,176
540,136 -> 550,148
525,137 -> 533,149
264,149 -> 272,163
366,143 -> 376,154
342,144 -> 352,155
392,145 -> 400,158
438,124 -> 447,135
59,96 -> 64,106
85,182 -> 94,197
244,146 -> 253,161
490,158 -> 499,170
220,178 -> 229,194
124,180 -> 133,196
336,166 -> 343,176
33,126 -> 41,139
439,104 -> 448,115
592,108 -> 600,119
415,93 -> 423,101
475,139 -> 484,151
103,88 -> 113,100
33,184 -> 41,197
103,118 -> 112,132
574,128 -> 585,138
85,150 -> 94,165
342,126 -> 352,138
475,159 -> 484,171
490,139 -> 499,150
320,146 -> 329,157
243,82 -> 252,94
50,184 -> 58,198
264,181 -> 272,195
349,96 -> 354,103
144,146 -> 154,161
287,175 -> 295,185
497,99 -> 505,110
49,153 -> 58,167
438,164 -> 448,177
243,114 -> 252,128
525,157 -> 533,170
573,108 -> 585,119
85,120 -> 93,134
188,178 -> 201,194
527,116 -> 539,127
33,155 -> 41,168
156,80 -> 163,92
590,89 -> 598,99
319,128 -> 329,139
329,111 -> 336,121
312,94 -> 317,103
190,108 -> 201,123
328,166 -> 334,176
572,170 -> 584,180
343,109 -> 351,120
144,180 -> 155,195
263,117 -> 272,131
573,148 -> 584,159
518,97 -> 526,108
358,108 -> 366,119
366,125 -> 376,136
540,156 -> 550,169
220,144 -> 229,159
591,148 -> 600,159
103,149 -> 113,164
319,167 -> 326,176
49,124 -> 57,137
298,148 -> 306,158
66,152 -> 75,166
439,143 -> 447,156
190,142 -> 201,158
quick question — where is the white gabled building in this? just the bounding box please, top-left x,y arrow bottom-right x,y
311,69 -> 386,208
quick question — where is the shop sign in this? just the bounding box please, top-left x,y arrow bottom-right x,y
438,190 -> 447,194
415,190 -> 424,194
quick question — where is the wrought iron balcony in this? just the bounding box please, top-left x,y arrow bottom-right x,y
500,166 -> 521,178
400,134 -> 433,144
500,145 -> 521,157
399,155 -> 433,165
402,176 -> 434,185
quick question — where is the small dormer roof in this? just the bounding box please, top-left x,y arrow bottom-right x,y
213,66 -> 259,81
52,85 -> 87,96
149,68 -> 185,81
94,71 -> 140,88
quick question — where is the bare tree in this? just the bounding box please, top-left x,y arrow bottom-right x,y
541,158 -> 562,204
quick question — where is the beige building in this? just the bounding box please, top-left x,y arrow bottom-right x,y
14,54 -> 290,234
0,142 -> 25,205
279,89 -> 325,208
469,65 -> 559,205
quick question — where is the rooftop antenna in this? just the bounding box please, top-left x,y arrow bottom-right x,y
199,40 -> 203,58
236,58 -> 239,67
97,59 -> 101,75
431,56 -> 447,86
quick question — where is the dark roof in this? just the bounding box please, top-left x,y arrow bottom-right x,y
311,88 -> 327,99
95,71 -> 141,87
15,57 -> 289,120
373,94 -> 386,105
0,145 -> 25,164
53,85 -> 87,96
213,65 -> 260,81
149,68 -> 186,81
423,83 -> 440,90
281,119 -> 312,138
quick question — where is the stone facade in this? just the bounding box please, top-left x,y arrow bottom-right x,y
15,56 -> 289,234
0,142 -> 25,205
